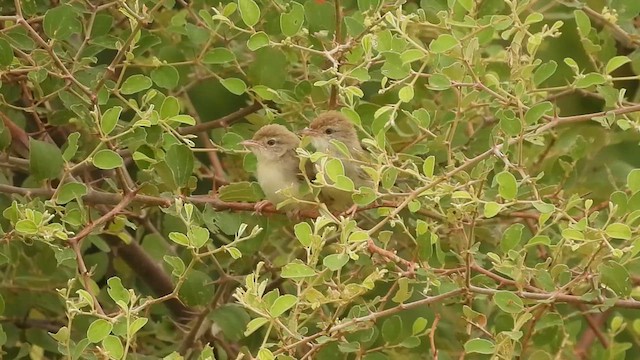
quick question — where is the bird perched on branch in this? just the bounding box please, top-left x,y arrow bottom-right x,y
241,124 -> 314,217
301,111 -> 373,214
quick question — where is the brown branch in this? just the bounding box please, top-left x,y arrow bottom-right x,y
177,101 -> 263,135
429,313 -> 441,359
274,288 -> 465,356
367,238 -> 417,273
69,188 -> 139,244
574,306 -> 610,359
70,240 -> 105,315
469,285 -> 640,309
67,189 -> 137,316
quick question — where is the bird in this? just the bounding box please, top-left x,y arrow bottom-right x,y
300,111 -> 373,214
240,124 -> 315,217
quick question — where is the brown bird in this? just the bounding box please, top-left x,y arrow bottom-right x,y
240,124 -> 314,216
300,111 -> 373,214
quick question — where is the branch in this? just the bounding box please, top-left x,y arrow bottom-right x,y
367,238 -> 416,273
103,234 -> 194,323
274,288 -> 465,355
177,101 -> 263,135
574,307 -> 610,359
69,188 -> 139,244
468,285 -> 640,309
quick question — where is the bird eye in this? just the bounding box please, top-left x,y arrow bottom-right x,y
267,139 -> 276,146
325,128 -> 334,135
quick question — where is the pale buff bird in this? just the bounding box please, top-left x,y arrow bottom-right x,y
300,111 -> 373,214
240,124 -> 314,216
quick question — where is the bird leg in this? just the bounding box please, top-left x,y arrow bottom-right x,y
340,204 -> 359,218
253,200 -> 273,215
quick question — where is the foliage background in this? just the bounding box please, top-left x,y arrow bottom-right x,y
1,0 -> 640,359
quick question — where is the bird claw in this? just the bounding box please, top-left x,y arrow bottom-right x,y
286,208 -> 303,221
340,204 -> 359,217
254,200 -> 272,215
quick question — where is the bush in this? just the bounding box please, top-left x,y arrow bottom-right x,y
1,0 -> 640,359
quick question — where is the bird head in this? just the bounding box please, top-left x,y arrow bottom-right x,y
240,124 -> 299,162
300,111 -> 359,152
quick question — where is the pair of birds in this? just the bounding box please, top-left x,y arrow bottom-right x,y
240,111 -> 371,216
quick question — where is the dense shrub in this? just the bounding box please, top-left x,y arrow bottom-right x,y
1,0 -> 640,359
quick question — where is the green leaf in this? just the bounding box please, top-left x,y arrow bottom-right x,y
524,102 -> 553,125
43,5 -> 81,41
0,38 -> 14,67
221,78 -> 247,95
323,253 -> 349,271
248,32 -> 270,51
575,73 -> 607,89
62,132 -> 80,161
164,255 -> 186,276
457,0 -> 473,12
203,48 -> 236,64
501,223 -> 524,252
102,335 -> 124,360
128,317 -> 148,336
422,156 -> 435,177
493,291 -> 524,313
627,169 -> 640,193
606,56 -> 631,74
428,73 -> 451,90
562,228 -> 584,240
168,115 -> 196,126
429,34 -> 458,53
605,223 -> 632,240
87,319 -> 112,343
15,219 -> 38,235
56,182 -> 88,204
188,225 -> 210,248
120,74 -> 153,95
599,261 -> 631,296
381,315 -> 402,344
483,202 -> 502,218
92,149 -> 123,170
165,144 -> 194,187
151,66 -> 179,89
280,2 -> 305,37
30,138 -> 64,180
348,230 -> 369,243
574,10 -> 591,37
107,277 -> 130,305
161,96 -> 181,119
0,295 -> 4,314
218,182 -> 263,202
398,86 -> 414,102
169,232 -> 190,247
270,294 -> 297,317
101,106 -> 122,135
496,171 -> 518,200
258,348 -> 275,360
281,262 -> 316,279
464,338 -> 495,354
294,222 -> 312,247
244,317 -> 269,336
238,0 -> 260,27
532,201 -> 555,214
412,317 -> 428,335
533,60 -> 557,86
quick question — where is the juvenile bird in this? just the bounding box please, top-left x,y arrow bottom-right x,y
240,124 -> 314,216
300,111 -> 373,214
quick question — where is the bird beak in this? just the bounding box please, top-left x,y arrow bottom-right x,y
240,140 -> 260,148
299,127 -> 316,137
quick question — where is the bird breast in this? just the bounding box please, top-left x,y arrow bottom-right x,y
256,160 -> 300,203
